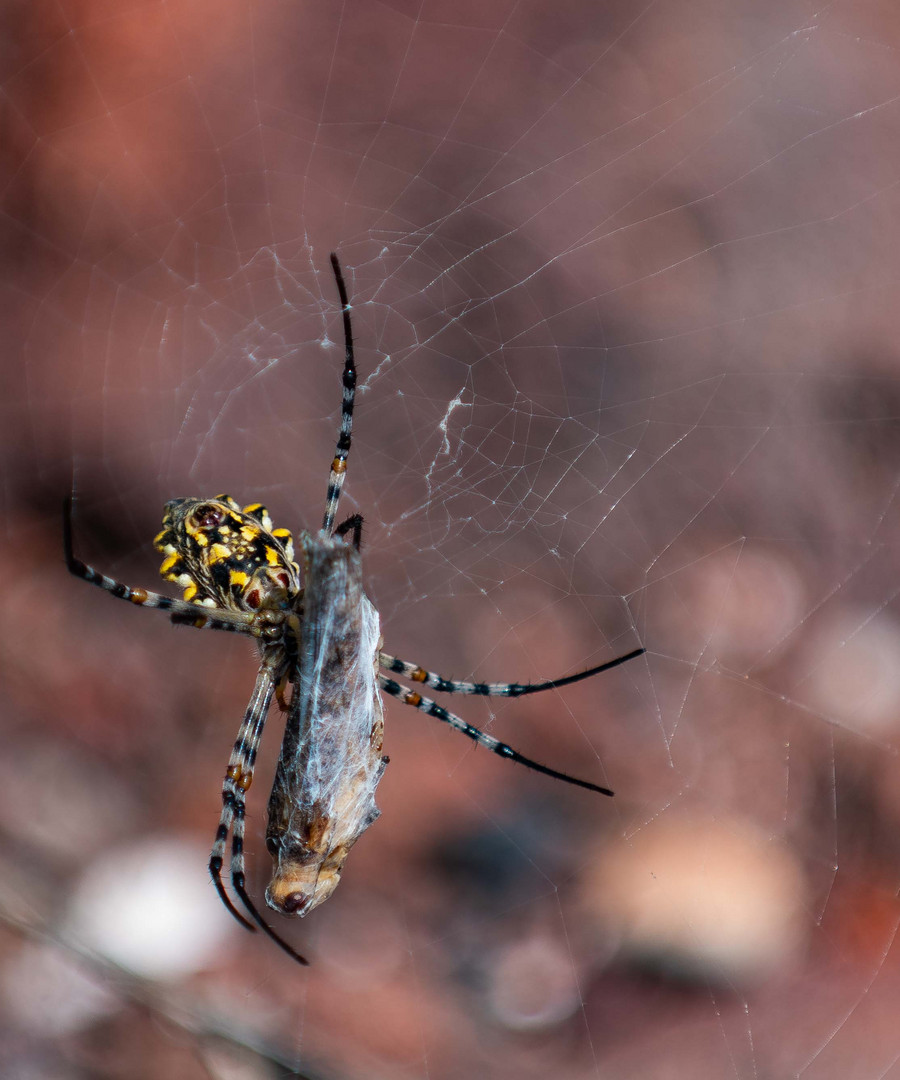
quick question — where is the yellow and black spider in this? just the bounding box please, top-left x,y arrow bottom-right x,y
65,254 -> 644,965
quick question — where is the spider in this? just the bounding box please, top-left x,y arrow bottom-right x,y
64,254 -> 644,965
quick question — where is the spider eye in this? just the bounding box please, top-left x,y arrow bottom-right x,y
192,504 -> 225,530
266,836 -> 282,857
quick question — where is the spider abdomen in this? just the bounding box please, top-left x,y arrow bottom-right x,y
154,495 -> 301,612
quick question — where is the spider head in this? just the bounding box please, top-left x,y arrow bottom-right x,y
153,494 -> 300,613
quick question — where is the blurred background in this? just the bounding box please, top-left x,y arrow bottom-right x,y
2,1 -> 900,1077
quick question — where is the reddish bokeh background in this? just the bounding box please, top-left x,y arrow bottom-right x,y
3,2 -> 900,1078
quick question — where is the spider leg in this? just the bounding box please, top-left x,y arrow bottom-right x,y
229,869 -> 309,966
209,664 -> 275,931
378,675 -> 614,796
275,676 -> 291,712
378,646 -> 644,697
64,497 -> 262,637
209,663 -> 309,965
334,513 -> 363,549
321,253 -> 356,537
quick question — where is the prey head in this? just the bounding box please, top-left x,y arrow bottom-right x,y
264,837 -> 348,918
265,759 -> 387,918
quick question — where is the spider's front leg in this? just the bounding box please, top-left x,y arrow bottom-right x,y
63,497 -> 260,636
209,664 -> 276,932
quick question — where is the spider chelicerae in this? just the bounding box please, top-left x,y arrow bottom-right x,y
65,254 -> 644,965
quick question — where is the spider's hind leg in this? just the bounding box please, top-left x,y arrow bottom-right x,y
378,675 -> 615,796
208,662 -> 309,966
209,665 -> 276,932
378,646 -> 645,697
228,805 -> 310,966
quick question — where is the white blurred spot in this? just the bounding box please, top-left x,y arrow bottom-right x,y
583,817 -> 807,985
200,1045 -> 273,1080
0,942 -> 117,1035
485,935 -> 582,1030
699,548 -> 806,664
659,547 -> 806,667
803,609 -> 900,734
65,837 -> 232,978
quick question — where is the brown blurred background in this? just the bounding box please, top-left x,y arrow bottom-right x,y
2,1 -> 900,1077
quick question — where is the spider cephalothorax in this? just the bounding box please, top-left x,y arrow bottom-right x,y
154,495 -> 300,613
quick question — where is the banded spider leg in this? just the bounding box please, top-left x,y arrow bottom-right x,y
65,497 -> 308,964
377,648 -> 644,795
65,252 -> 646,968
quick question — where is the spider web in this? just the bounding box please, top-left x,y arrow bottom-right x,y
3,1 -> 900,1077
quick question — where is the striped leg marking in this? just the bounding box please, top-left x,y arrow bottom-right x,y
208,665 -> 309,965
321,253 -> 357,537
379,647 -> 645,697
378,676 -> 614,796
